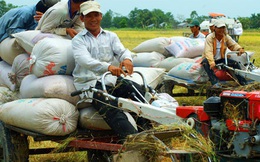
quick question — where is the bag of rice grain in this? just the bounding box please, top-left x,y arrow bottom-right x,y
9,54 -> 30,89
158,57 -> 195,72
123,67 -> 166,89
0,98 -> 79,136
12,30 -> 67,54
168,62 -> 209,83
20,74 -> 79,105
165,38 -> 205,58
0,37 -> 25,65
132,52 -> 165,68
132,37 -> 171,56
29,38 -> 75,77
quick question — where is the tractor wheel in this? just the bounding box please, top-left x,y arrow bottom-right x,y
187,114 -> 210,136
0,121 -> 29,162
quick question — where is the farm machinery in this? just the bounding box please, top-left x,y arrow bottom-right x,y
0,71 -> 211,162
177,90 -> 260,160
1,59 -> 260,161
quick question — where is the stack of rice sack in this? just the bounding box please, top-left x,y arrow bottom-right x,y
132,36 -> 255,84
0,30 -> 79,136
132,36 -> 208,83
0,30 -> 169,134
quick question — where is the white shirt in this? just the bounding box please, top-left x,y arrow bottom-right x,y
72,28 -> 132,101
189,32 -> 206,39
214,40 -> 222,60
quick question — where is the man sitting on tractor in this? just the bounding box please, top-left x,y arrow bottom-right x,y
201,20 -> 247,88
72,1 -> 151,143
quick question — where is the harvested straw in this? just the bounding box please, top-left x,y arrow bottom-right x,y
0,87 -> 19,104
120,124 -> 216,162
223,101 -> 245,120
236,82 -> 260,91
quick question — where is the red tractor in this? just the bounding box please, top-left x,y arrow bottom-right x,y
177,90 -> 260,160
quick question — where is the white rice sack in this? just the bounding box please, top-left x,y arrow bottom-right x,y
132,51 -> 165,67
29,38 -> 75,77
0,37 -> 25,65
12,30 -> 67,54
0,98 -> 79,136
10,54 -> 30,89
153,93 -> 179,108
132,37 -> 171,56
124,67 -> 166,89
168,62 -> 209,83
165,38 -> 205,58
194,56 -> 203,63
158,57 -> 195,72
79,107 -> 137,130
0,61 -> 15,91
20,74 -> 79,105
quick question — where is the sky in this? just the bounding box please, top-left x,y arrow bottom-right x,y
4,0 -> 259,20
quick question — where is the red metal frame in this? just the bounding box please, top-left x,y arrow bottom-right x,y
221,90 -> 260,120
226,119 -> 252,132
176,106 -> 210,121
69,139 -> 123,152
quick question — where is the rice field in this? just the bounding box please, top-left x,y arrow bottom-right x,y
113,28 -> 260,67
11,29 -> 260,161
114,28 -> 260,106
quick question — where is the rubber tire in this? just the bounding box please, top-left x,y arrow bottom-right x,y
0,121 -> 29,162
188,114 -> 202,134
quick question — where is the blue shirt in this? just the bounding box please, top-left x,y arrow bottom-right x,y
0,5 -> 37,43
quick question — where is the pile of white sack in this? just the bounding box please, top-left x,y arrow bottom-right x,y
0,30 -> 171,135
1,31 -> 251,136
132,36 -> 254,83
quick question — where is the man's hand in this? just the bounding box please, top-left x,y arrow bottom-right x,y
210,62 -> 216,70
119,59 -> 133,75
34,11 -> 43,22
66,28 -> 78,38
238,48 -> 245,56
108,65 -> 126,77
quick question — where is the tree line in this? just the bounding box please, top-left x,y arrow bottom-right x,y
1,0 -> 260,29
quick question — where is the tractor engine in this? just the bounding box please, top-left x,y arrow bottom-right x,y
204,90 -> 260,159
